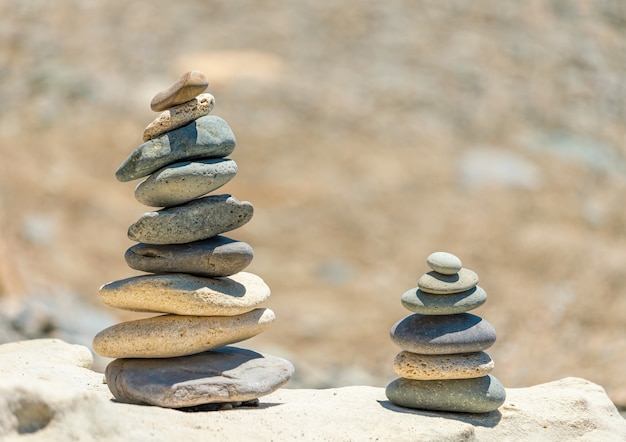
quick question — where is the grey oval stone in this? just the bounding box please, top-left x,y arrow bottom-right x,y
417,268 -> 479,294
125,235 -> 253,277
134,158 -> 238,207
116,115 -> 236,182
106,346 -> 294,408
426,252 -> 462,275
401,286 -> 487,315
390,313 -> 496,354
127,194 -> 253,245
385,374 -> 506,413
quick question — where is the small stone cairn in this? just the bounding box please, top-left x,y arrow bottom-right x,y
93,71 -> 294,409
386,252 -> 506,413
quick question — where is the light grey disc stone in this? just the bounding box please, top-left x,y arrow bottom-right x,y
116,115 -> 236,182
385,374 -> 506,413
417,268 -> 479,294
135,158 -> 238,207
400,286 -> 487,315
105,346 -> 295,408
127,194 -> 253,245
426,252 -> 462,275
125,235 -> 253,277
390,312 -> 496,354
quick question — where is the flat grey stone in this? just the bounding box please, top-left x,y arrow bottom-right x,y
386,374 -> 506,413
401,286 -> 487,315
135,158 -> 237,207
127,194 -> 253,245
105,346 -> 294,408
390,313 -> 496,354
426,252 -> 462,275
418,268 -> 479,294
125,235 -> 253,277
116,115 -> 236,182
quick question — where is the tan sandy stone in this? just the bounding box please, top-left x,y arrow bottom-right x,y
393,350 -> 494,380
417,268 -> 479,294
150,70 -> 209,112
143,93 -> 215,141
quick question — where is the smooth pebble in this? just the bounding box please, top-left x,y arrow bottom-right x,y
418,268 -> 479,294
150,70 -> 209,112
426,252 -> 462,275
401,286 -> 487,315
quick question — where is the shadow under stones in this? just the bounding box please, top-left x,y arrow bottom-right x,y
377,400 -> 502,428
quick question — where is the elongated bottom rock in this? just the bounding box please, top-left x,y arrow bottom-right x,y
106,346 -> 295,408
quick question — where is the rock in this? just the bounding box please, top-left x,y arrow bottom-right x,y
426,252 -> 462,275
393,351 -> 494,380
92,308 -> 275,358
134,158 -> 237,207
125,235 -> 253,277
401,286 -> 487,315
150,70 -> 209,112
115,115 -> 236,182
417,268 -> 479,294
106,346 -> 294,408
99,272 -> 270,316
127,194 -> 253,245
390,313 -> 496,354
0,339 -> 93,371
386,374 -> 506,413
143,93 -> 215,142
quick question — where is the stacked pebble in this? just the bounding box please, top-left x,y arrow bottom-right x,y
385,252 -> 506,413
93,71 -> 294,409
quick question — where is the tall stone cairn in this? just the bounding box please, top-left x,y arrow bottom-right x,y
93,71 -> 294,409
386,252 -> 506,413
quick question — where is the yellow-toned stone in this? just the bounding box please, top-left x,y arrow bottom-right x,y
143,93 -> 215,141
393,351 -> 494,380
150,70 -> 208,111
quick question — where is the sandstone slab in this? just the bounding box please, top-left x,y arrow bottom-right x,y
426,252 -> 463,275
418,268 -> 479,294
92,308 -> 274,358
106,346 -> 294,408
99,272 -> 270,316
393,351 -> 494,380
143,93 -> 215,141
401,286 -> 487,315
150,70 -> 209,112
127,194 -> 253,245
116,115 -> 235,182
134,158 -> 237,207
125,235 -> 253,277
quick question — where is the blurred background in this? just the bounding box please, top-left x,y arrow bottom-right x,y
0,0 -> 624,408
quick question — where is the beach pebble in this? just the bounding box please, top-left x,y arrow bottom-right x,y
401,286 -> 487,315
143,93 -> 215,141
150,70 -> 209,112
418,268 -> 479,294
426,252 -> 462,275
393,351 -> 494,380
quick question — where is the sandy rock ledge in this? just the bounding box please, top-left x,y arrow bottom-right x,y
0,339 -> 624,441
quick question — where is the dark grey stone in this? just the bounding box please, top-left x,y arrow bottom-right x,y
401,286 -> 487,315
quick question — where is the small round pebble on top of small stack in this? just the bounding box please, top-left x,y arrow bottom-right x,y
93,71 -> 294,410
385,252 -> 506,414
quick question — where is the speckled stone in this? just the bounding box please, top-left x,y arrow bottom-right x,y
385,374 -> 506,413
134,158 -> 237,207
401,286 -> 487,315
106,346 -> 294,408
426,252 -> 463,275
418,268 -> 479,294
390,313 -> 496,354
116,115 -> 235,182
393,351 -> 494,380
150,70 -> 209,112
99,272 -> 269,316
127,194 -> 253,245
143,93 -> 215,142
93,308 -> 274,359
125,236 -> 253,277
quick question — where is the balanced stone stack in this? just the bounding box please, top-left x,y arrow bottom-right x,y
386,252 -> 506,413
92,70 -> 294,409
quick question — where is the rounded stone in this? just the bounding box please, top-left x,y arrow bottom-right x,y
385,374 -> 506,413
426,252 -> 462,275
390,313 -> 496,354
105,346 -> 294,408
418,268 -> 479,294
134,158 -> 238,207
92,308 -> 274,359
401,286 -> 487,315
116,115 -> 236,182
99,272 -> 269,316
393,351 -> 494,380
150,70 -> 209,112
127,194 -> 253,245
125,235 -> 253,277
143,93 -> 215,142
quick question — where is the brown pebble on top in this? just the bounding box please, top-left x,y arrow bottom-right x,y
150,70 -> 209,112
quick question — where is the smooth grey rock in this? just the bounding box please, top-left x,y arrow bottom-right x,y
426,252 -> 462,275
125,235 -> 253,277
386,374 -> 506,413
127,194 -> 253,245
390,313 -> 496,354
418,268 -> 479,294
106,346 -> 294,408
401,286 -> 487,315
135,158 -> 238,207
115,115 -> 235,182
